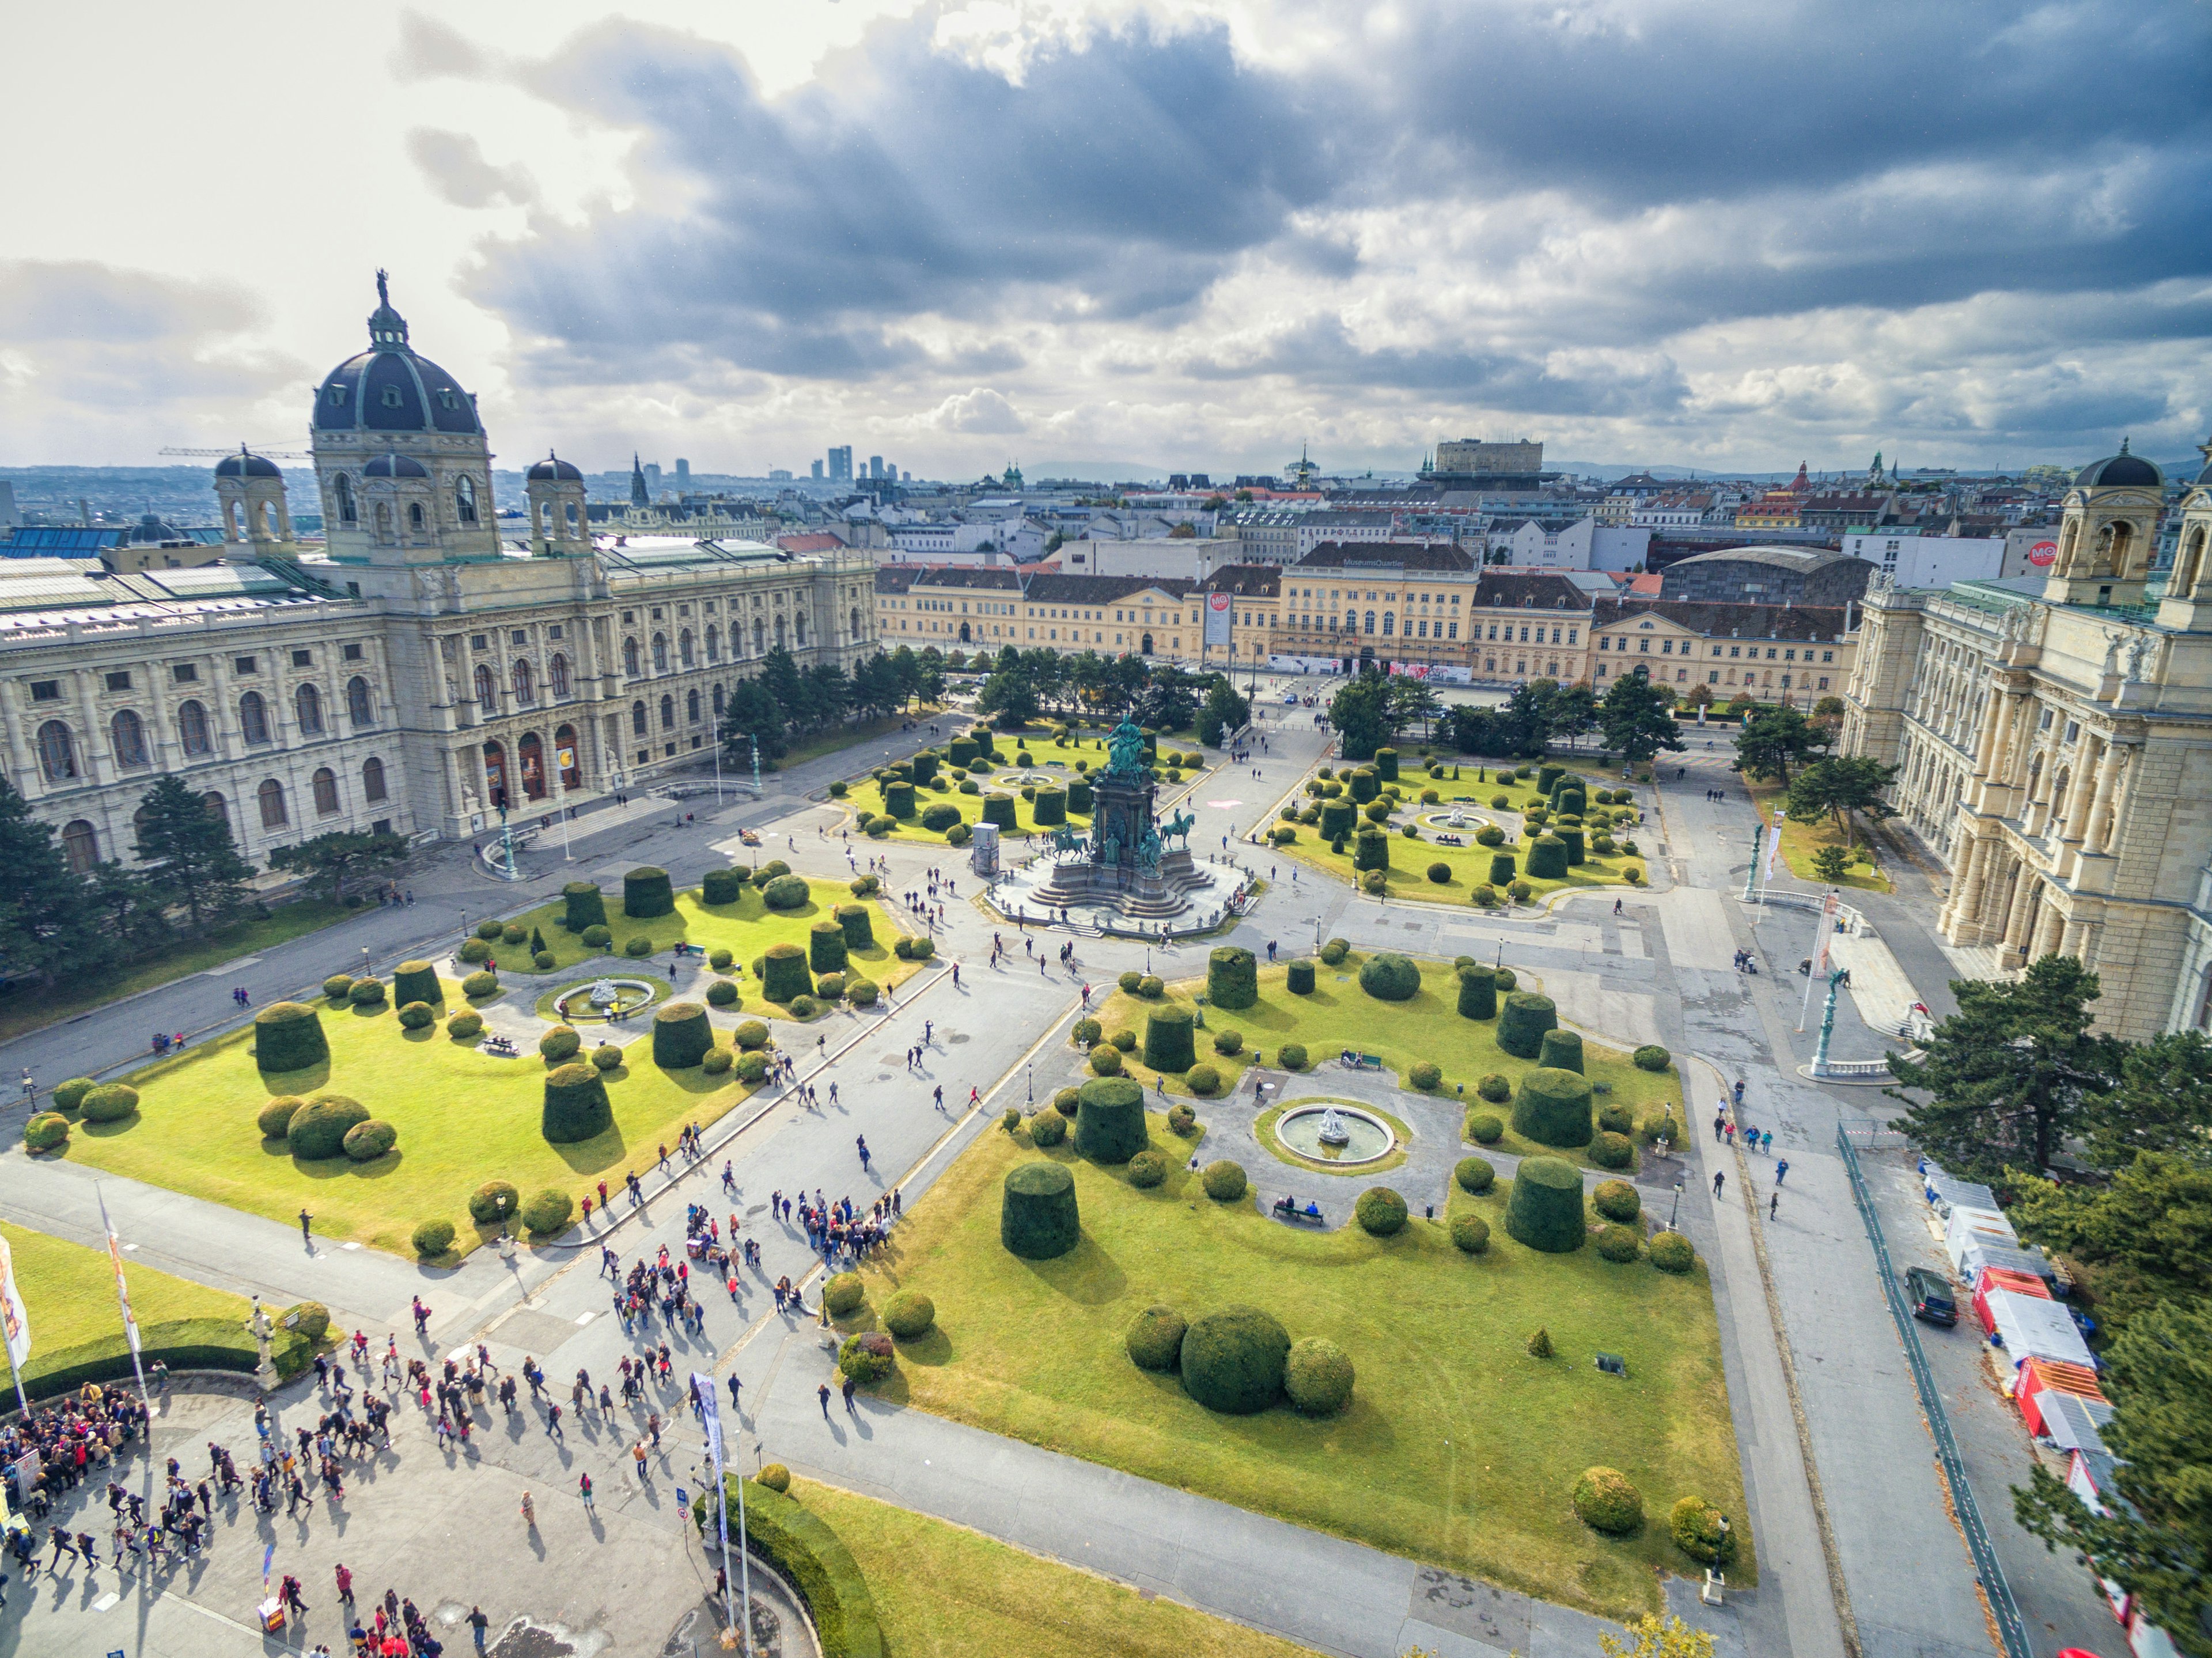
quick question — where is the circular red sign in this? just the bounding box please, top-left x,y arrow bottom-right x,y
1208,592 -> 1232,611
2028,540 -> 2058,567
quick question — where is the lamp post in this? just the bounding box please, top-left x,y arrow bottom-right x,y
1669,1175 -> 1685,1229
1742,816 -> 1762,902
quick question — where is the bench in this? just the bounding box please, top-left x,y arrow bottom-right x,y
1273,1202 -> 1327,1227
1339,1050 -> 1383,1070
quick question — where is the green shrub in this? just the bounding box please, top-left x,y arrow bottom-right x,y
540,1025 -> 582,1062
257,1095 -> 304,1138
882,780 -> 916,820
522,1188 -> 575,1236
1468,1112 -> 1505,1145
1597,1102 -> 1634,1136
1425,861 -> 1451,883
1593,1179 -> 1641,1223
1408,1061 -> 1442,1091
1186,1064 -> 1222,1096
532,952 -> 555,972
1451,1213 -> 1491,1254
562,882 -> 608,933
543,1063 -> 613,1144
847,978 -> 879,1007
323,973 -> 356,1002
1089,1044 -> 1123,1076
1275,1042 -> 1306,1072
1124,1304 -> 1189,1372
581,925 -> 612,949
1474,1073 -> 1509,1106
341,1118 -> 397,1161
700,868 -> 746,906
623,936 -> 654,959
1594,1222 -> 1641,1262
1497,991 -> 1558,1059
1027,1106 -> 1067,1147
1319,937 -> 1350,964
651,1003 -> 714,1068
1633,1043 -> 1673,1072
448,1011 -> 484,1040
477,919 -> 505,941
285,1094 -> 366,1159
702,1047 -> 734,1075
1126,1148 -> 1170,1188
1138,975 -> 1164,999
1358,952 -> 1421,1001
838,1331 -> 896,1385
1456,1156 -> 1497,1194
881,1289 -> 935,1341
1200,1160 -> 1248,1201
760,943 -> 812,1002
1206,946 -> 1258,1009
1348,767 -> 1380,802
616,865 -> 671,918
1355,1186 -> 1408,1236
253,1001 -> 328,1072
1351,828 -> 1392,873
1556,827 -> 1586,866
1284,1338 -> 1355,1415
502,923 -> 528,947
708,948 -> 736,972
1181,1306 -> 1290,1414
732,1019 -> 770,1050
1525,833 -> 1569,880
823,1273 -> 866,1316
590,1045 -> 623,1072
1527,1326 -> 1554,1358
25,1112 -> 69,1152
1512,1066 -> 1594,1148
706,978 -> 741,1008
789,994 -> 819,1019
1573,1467 -> 1644,1534
1537,1028 -> 1584,1074
51,1077 -> 96,1115
1075,1076 -> 1147,1162
1001,1162 -> 1080,1259
762,875 -> 810,911
824,904 -> 874,956
411,1219 -> 454,1258
1142,1006 -> 1196,1073
1509,879 -> 1532,903
1671,1496 -> 1739,1566
462,969 -> 499,998
1639,1110 -> 1682,1147
756,1463 -> 793,1494
808,920 -> 849,974
1649,1231 -> 1696,1273
1505,1156 -> 1586,1252
1589,1131 -> 1636,1169
400,1001 -> 437,1031
980,793 -> 1017,831
733,1053 -> 767,1083
1455,963 -> 1498,1021
1213,1028 -> 1243,1056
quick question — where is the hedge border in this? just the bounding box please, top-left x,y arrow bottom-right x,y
694,1479 -> 884,1658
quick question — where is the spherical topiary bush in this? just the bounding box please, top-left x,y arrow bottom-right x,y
1166,1101 -> 1198,1135
732,1020 -> 770,1050
761,875 -> 810,911
1633,1043 -> 1673,1073
324,974 -> 356,1002
448,1011 -> 484,1040
1075,1076 -> 1147,1163
254,1002 -> 328,1073
590,1044 -> 623,1072
1512,1066 -> 1594,1149
1125,1305 -> 1188,1371
1476,825 -> 1506,847
348,977 -> 388,1009
502,923 -> 527,946
25,1112 -> 69,1152
1180,1306 -> 1291,1415
1278,1042 -> 1309,1071
342,1119 -> 397,1161
1456,1156 -> 1497,1194
1573,1467 -> 1645,1535
1138,975 -> 1164,1000
881,1289 -> 936,1341
1206,946 -> 1258,1009
1406,1061 -> 1442,1092
760,944 -> 812,1002
1186,1063 -> 1222,1096
847,978 -> 879,1008
1589,1132 -> 1635,1169
1451,1213 -> 1492,1254
1001,1161 -> 1080,1259
1319,938 -> 1350,965
1355,1186 -> 1409,1236
1285,1338 -> 1355,1415
1213,1028 -> 1243,1056
540,1025 -> 582,1063
1597,1102 -> 1634,1137
823,1272 -> 866,1316
1089,1044 -> 1123,1076
1649,1231 -> 1696,1273
1358,952 -> 1421,1002
1493,967 -> 1518,991
732,1053 -> 767,1083
411,1218 -> 455,1258
1505,1156 -> 1586,1252
623,936 -> 655,959
755,1463 -> 793,1495
1497,991 -> 1558,1059
522,1188 -> 574,1237
75,1082 -> 138,1124
581,925 -> 613,949
1027,1106 -> 1067,1147
1127,1149 -> 1169,1188
562,881 -> 608,933
258,1095 -> 304,1139
706,978 -> 740,1009
1468,1112 -> 1505,1146
1142,1006 -> 1196,1073
286,1095 -> 368,1159
1593,1178 -> 1641,1224
702,1047 -> 734,1075
623,866 -> 675,918
1671,1496 -> 1740,1566
543,1063 -> 613,1144
1595,1223 -> 1642,1262
398,1001 -> 436,1031
788,994 -> 820,1019
51,1077 -> 96,1115
1525,834 -> 1569,881
1425,861 -> 1452,884
477,919 -> 505,941
1200,1160 -> 1248,1202
462,970 -> 499,999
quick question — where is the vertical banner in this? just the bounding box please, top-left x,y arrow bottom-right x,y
95,1190 -> 141,1356
1203,591 -> 1233,648
0,1233 -> 31,1413
1762,807 -> 1786,884
692,1371 -> 747,1653
1811,890 -> 1840,976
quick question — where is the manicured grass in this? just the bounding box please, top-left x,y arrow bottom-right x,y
794,1477 -> 1321,1658
1253,1099 -> 1413,1177
846,774 -> 1094,847
774,708 -> 944,769
1744,782 -> 1892,893
52,975 -> 759,1258
0,899 -> 353,1046
847,1108 -> 1748,1619
842,733 -> 1210,847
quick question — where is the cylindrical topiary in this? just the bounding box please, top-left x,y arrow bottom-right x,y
1373,747 -> 1399,782
1001,1161 -> 1080,1259
1358,952 -> 1421,1001
978,793 -> 1016,831
760,944 -> 811,1002
1075,1076 -> 1147,1164
1318,798 -> 1356,839
1526,834 -> 1569,880
1457,964 -> 1497,1020
1505,1156 -> 1586,1252
1348,767 -> 1380,803
1206,946 -> 1258,1009
1286,959 -> 1316,994
286,1094 -> 368,1159
540,1025 -> 582,1062
1456,1156 -> 1497,1194
343,1120 -> 397,1161
1180,1306 -> 1290,1415
1512,1066 -> 1594,1148
1142,1006 -> 1196,1073
879,779 -> 915,820
701,867 -> 746,906
543,1063 -> 613,1144
254,1002 -> 328,1073
761,874 -> 810,911
909,751 -> 940,786
808,921 -> 849,975
1355,1186 -> 1409,1236
834,903 -> 875,951
1451,1212 -> 1491,1254
563,882 -> 608,933
1556,826 -> 1585,866
391,959 -> 439,1008
652,1002 -> 713,1068
1537,1028 -> 1584,1073
1032,786 -> 1067,826
1351,828 -> 1392,872
1573,1467 -> 1644,1534
1200,1160 -> 1247,1201
1497,991 -> 1558,1059
1485,851 -> 1515,888
1536,764 -> 1565,796
1125,1305 -> 1187,1371
1066,778 -> 1093,814
623,866 -> 674,918
1284,1338 -> 1355,1414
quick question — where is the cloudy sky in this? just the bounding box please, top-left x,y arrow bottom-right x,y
5,0 -> 2209,478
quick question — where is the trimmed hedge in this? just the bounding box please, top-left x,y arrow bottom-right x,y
1126,1305 -> 1187,1371
706,978 -> 741,1008
1181,1305 -> 1290,1414
1200,1160 -> 1247,1201
447,1011 -> 484,1039
652,1002 -> 714,1068
392,960 -> 439,1008
1283,1338 -> 1354,1415
834,903 -> 876,951
25,1112 -> 69,1152
824,1273 -> 866,1316
1075,1076 -> 1147,1163
623,866 -> 675,918
5,1314 -> 310,1406
1572,1467 -> 1644,1535
522,1188 -> 575,1236
1355,1186 -> 1408,1236
1358,952 -> 1421,1002
761,944 -> 812,1001
1596,1223 -> 1642,1262
1537,1028 -> 1585,1074
1589,1131 -> 1636,1169
1505,1156 -> 1587,1252
1142,1006 -> 1196,1073
809,921 -> 849,974
762,874 -> 810,911
253,1001 -> 328,1072
1001,1162 -> 1080,1259
1455,1156 -> 1496,1194
1497,991 -> 1558,1059
701,867 -> 747,906
81,1083 -> 140,1124
540,1025 -> 582,1062
543,1063 -> 613,1144
1633,1043 -> 1673,1072
285,1094 -> 366,1159
1593,1179 -> 1641,1223
1456,964 -> 1498,1020
343,1119 -> 397,1161
1450,1213 -> 1491,1254
412,1219 -> 455,1258
1671,1496 -> 1740,1566
1127,1149 -> 1169,1187
1650,1230 -> 1696,1273
883,1289 -> 935,1339
462,970 -> 499,999
1027,1106 -> 1067,1148
695,1480 -> 886,1658
1512,1066 -> 1594,1148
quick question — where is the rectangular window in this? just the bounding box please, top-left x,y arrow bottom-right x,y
29,680 -> 59,702
291,649 -> 313,667
105,671 -> 132,691
171,664 -> 199,683
233,656 -> 258,675
471,634 -> 488,650
1567,629 -> 1577,644
1822,650 -> 1834,663
1638,639 -> 1650,652
342,642 -> 364,660
1784,648 -> 1797,661
1661,641 -> 1673,654
1710,671 -> 1721,683
1729,646 -> 1740,657
511,630 -> 528,646
1767,648 -> 1778,659
1817,676 -> 1830,690
1448,623 -> 1458,639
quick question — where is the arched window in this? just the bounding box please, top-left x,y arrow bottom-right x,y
362,756 -> 387,802
555,725 -> 581,789
631,701 -> 647,737
513,659 -> 535,705
550,654 -> 570,698
794,613 -> 806,646
752,619 -> 766,655
1381,614 -> 1395,636
177,699 -> 211,755
295,682 -> 323,735
257,778 -> 287,828
203,792 -> 229,828
652,634 -> 669,673
712,683 -> 725,715
346,676 -> 373,726
373,501 -> 392,542
660,694 -> 675,730
706,625 -> 720,663
455,474 -> 479,525
333,473 -> 357,525
238,691 -> 270,745
482,741 -> 508,808
474,664 -> 497,707
111,709 -> 148,767
62,819 -> 97,873
2178,527 -> 2207,594
518,733 -> 547,800
623,638 -> 640,677
679,630 -> 695,668
687,689 -> 700,723
850,606 -> 861,641
312,767 -> 340,815
407,501 -> 425,532
773,615 -> 786,650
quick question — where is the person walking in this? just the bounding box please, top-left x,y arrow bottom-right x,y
726,1374 -> 743,1411
841,1375 -> 858,1414
1713,1171 -> 1726,1198
299,1208 -> 313,1244
469,1607 -> 490,1654
1775,1158 -> 1789,1185
578,1472 -> 594,1512
1769,1191 -> 1780,1220
335,1562 -> 354,1604
855,1135 -> 870,1173
520,1492 -> 535,1528
818,1382 -> 832,1419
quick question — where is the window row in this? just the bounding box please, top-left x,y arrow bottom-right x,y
474,656 -> 571,708
54,758 -> 389,873
35,679 -> 380,782
329,472 -> 479,529
619,616 -> 803,679
480,726 -> 584,809
627,686 -> 726,737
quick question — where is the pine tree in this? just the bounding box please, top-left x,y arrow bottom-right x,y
0,774 -> 89,982
132,774 -> 255,934
529,926 -> 547,957
1526,1327 -> 1553,1358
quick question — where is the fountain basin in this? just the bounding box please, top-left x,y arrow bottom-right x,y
547,977 -> 662,1023
1274,1103 -> 1396,1165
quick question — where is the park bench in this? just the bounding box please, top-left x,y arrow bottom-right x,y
1272,1198 -> 1327,1227
1338,1050 -> 1382,1070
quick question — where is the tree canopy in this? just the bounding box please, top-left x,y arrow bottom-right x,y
133,773 -> 255,936
1734,705 -> 1830,783
1599,672 -> 1685,766
2004,1153 -> 2212,1337
1786,756 -> 1898,849
268,829 -> 409,906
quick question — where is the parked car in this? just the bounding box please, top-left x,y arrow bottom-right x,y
1906,1266 -> 1957,1326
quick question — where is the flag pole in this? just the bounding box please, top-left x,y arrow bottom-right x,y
0,1233 -> 32,1417
94,1184 -> 151,1422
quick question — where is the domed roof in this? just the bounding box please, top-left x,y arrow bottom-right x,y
313,271 -> 481,438
213,448 -> 282,479
361,452 -> 430,479
527,451 -> 584,482
2075,438 -> 2162,490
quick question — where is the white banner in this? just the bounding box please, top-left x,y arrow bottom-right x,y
1762,807 -> 1786,884
96,1190 -> 140,1356
0,1235 -> 29,1375
1267,654 -> 1342,676
1388,662 -> 1474,686
1203,591 -> 1233,647
1812,890 -> 1840,975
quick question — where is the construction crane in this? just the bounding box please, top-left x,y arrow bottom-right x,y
159,444 -> 312,460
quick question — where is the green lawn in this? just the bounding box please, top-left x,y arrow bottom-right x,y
51,975 -> 759,1258
796,1478 -> 1321,1658
0,899 -> 353,1047
846,1108 -> 1748,1619
841,732 -> 1210,847
495,879 -> 921,1013
846,774 -> 1095,847
1744,782 -> 1892,894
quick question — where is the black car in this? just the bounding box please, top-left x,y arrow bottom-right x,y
1907,1266 -> 1957,1326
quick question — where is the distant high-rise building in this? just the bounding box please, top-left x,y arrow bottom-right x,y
868,455 -> 884,480
811,460 -> 825,480
0,480 -> 17,528
630,454 -> 649,507
828,446 -> 853,482
644,463 -> 662,495
675,459 -> 690,485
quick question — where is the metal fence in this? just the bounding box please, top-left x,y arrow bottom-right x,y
1834,1123 -> 2033,1658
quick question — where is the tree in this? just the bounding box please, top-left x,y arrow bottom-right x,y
268,829 -> 409,906
1600,1615 -> 1715,1658
1329,673 -> 1390,760
1599,672 -> 1685,766
0,775 -> 90,982
757,646 -> 809,735
2003,1154 -> 2212,1335
2081,1029 -> 2212,1170
1385,676 -> 1444,740
849,653 -> 901,720
84,860 -> 169,951
1812,694 -> 1847,718
1786,756 -> 1899,849
975,660 -> 1041,728
2014,1297 -> 2212,1658
720,677 -> 788,762
1734,706 -> 1828,784
1196,679 -> 1250,747
1885,956 -> 2122,1178
1810,845 -> 1852,883
1129,666 -> 1199,733
1546,682 -> 1599,747
132,773 -> 254,936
